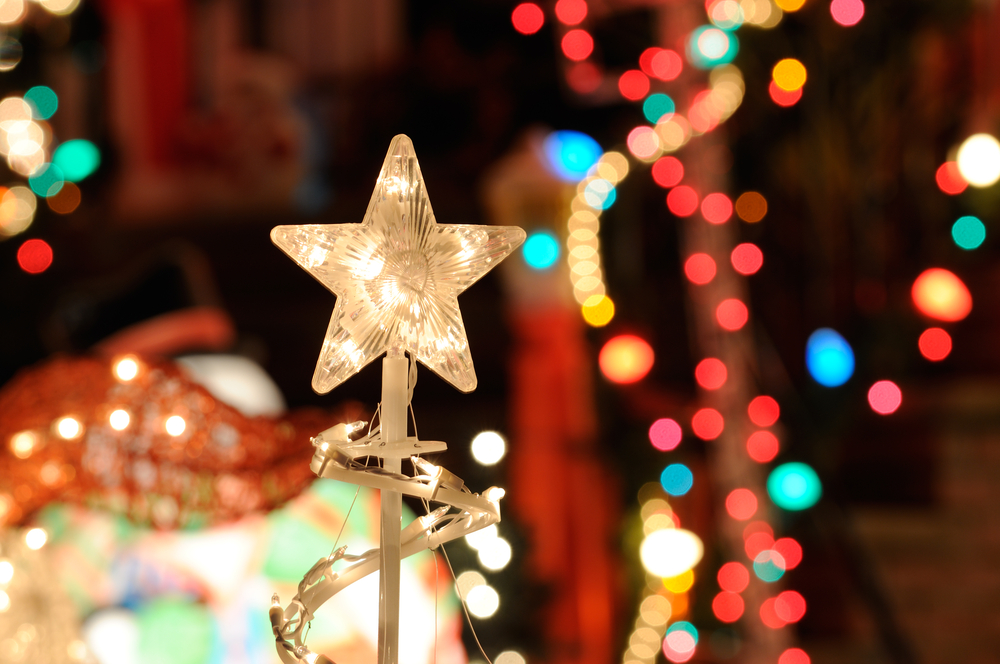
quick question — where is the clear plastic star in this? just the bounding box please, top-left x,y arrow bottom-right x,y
272,135 -> 525,394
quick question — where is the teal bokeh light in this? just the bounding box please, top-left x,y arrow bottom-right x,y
660,463 -> 693,496
53,139 -> 101,182
28,163 -> 65,197
522,230 -> 560,270
542,130 -> 602,182
952,215 -> 985,250
686,26 -> 739,70
643,93 -> 676,123
24,85 -> 58,120
767,462 -> 822,511
753,551 -> 785,582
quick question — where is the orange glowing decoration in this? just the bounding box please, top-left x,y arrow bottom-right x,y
667,185 -> 699,217
918,327 -> 952,361
652,156 -> 684,188
746,430 -> 779,462
684,253 -> 716,285
47,181 -> 80,214
911,268 -> 972,321
747,395 -> 780,426
561,29 -> 594,61
599,335 -> 654,383
701,193 -> 732,224
692,408 -> 724,440
769,81 -> 802,107
935,161 -> 967,195
695,358 -> 727,390
772,58 -> 806,92
618,70 -> 650,101
511,3 -> 545,35
554,0 -> 587,25
725,488 -> 757,520
735,191 -> 767,222
716,298 -> 748,331
17,238 -> 52,274
731,243 -> 763,275
867,380 -> 902,415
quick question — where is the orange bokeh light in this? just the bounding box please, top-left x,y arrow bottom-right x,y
599,335 -> 654,384
911,268 -> 972,322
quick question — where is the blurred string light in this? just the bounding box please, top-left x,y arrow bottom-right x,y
911,268 -> 972,321
555,0 -> 587,25
767,462 -> 822,511
53,139 -> 100,182
471,431 -> 506,465
805,328 -> 855,387
918,327 -> 952,361
16,237 -> 52,274
935,161 -> 967,194
522,230 -> 560,270
0,186 -> 38,238
956,133 -> 1000,187
867,380 -> 902,415
660,464 -> 694,496
543,130 -> 602,181
830,0 -> 864,26
951,215 -> 985,250
599,334 -> 654,384
511,3 -> 545,35
649,418 -> 683,451
24,86 -> 57,120
735,191 -> 767,221
0,36 -> 23,71
686,25 -> 739,69
639,528 -> 704,578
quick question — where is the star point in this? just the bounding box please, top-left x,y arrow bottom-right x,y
272,135 -> 525,394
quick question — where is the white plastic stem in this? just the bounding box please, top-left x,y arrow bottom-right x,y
378,351 -> 407,664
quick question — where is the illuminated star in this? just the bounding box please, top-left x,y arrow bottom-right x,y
272,135 -> 525,394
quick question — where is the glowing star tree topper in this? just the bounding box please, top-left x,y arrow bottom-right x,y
272,134 -> 526,394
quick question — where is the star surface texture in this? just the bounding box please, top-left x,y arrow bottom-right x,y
272,135 -> 525,394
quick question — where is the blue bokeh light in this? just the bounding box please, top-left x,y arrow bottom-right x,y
542,130 -> 602,182
660,463 -> 694,496
805,328 -> 854,387
522,230 -> 560,270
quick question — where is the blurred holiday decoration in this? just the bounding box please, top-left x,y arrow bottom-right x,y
269,135 -> 524,664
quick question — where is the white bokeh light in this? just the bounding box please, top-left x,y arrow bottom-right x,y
24,527 -> 47,550
471,431 -> 506,465
465,584 -> 500,618
477,537 -> 512,571
465,523 -> 498,550
957,133 -> 1000,187
638,528 -> 703,578
109,409 -> 130,431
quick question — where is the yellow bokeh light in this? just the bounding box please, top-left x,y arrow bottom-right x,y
582,294 -> 615,327
165,415 -> 186,437
8,430 -> 35,459
54,416 -> 82,440
639,594 -> 672,627
774,0 -> 805,11
772,58 -> 807,91
39,0 -> 81,15
0,186 -> 37,237
599,151 -> 629,182
0,0 -> 24,25
109,409 -> 131,431
114,357 -> 139,381
662,569 -> 695,593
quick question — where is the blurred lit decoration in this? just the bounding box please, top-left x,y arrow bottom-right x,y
684,253 -> 717,285
695,358 -> 728,389
652,155 -> 683,187
688,65 -> 746,135
667,185 -> 699,216
774,0 -> 805,10
867,380 -> 902,415
272,136 -> 525,394
599,334 -> 654,384
687,25 -> 739,69
28,163 -> 64,198
639,528 -> 704,577
735,192 -> 767,222
660,464 -> 694,496
542,130 -> 602,181
566,61 -> 602,94
555,0 -> 587,25
712,590 -> 744,622
0,355 -> 349,528
918,327 -> 952,361
956,133 -> 1000,187
619,70 -> 651,101
715,298 -> 748,330
16,238 -> 52,274
471,431 -> 507,465
753,550 -> 786,582
581,294 -> 615,326
0,36 -> 23,71
935,162 -> 968,195
644,94 -> 676,124
662,621 -> 698,662
52,139 -> 100,182
747,396 -> 780,427
779,648 -> 811,664
562,29 -> 594,61
772,58 -> 806,92
37,0 -> 81,15
663,569 -> 695,593
774,590 -> 807,624
649,418 -> 683,451
23,86 -> 58,121
831,0 -> 865,26
511,2 -> 545,35
522,230 -> 561,270
176,354 -> 287,417
768,81 -> 803,107
0,186 -> 37,238
643,47 -> 683,81
747,431 -> 780,462
691,407 -> 724,440
628,126 -> 661,162
951,215 -> 985,250
767,462 -> 822,511
805,327 -> 855,387
701,192 -> 733,224
910,268 -> 972,322
718,561 -> 750,592
725,488 -> 758,520
45,181 -> 80,214
0,0 -> 25,25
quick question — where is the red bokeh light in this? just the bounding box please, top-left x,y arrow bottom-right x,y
775,590 -> 807,623
701,192 -> 733,224
760,597 -> 788,629
772,537 -> 803,570
17,238 -> 53,274
652,156 -> 684,188
651,49 -> 683,81
744,531 -> 774,559
695,358 -> 727,390
599,335 -> 654,384
744,520 -> 773,540
769,80 -> 803,107
618,70 -> 650,101
639,47 -> 662,77
692,407 -> 724,440
748,396 -> 780,426
731,243 -> 764,275
717,562 -> 750,593
779,648 -> 811,664
912,268 -> 972,322
567,62 -> 602,94
935,161 -> 968,195
716,299 -> 748,331
684,253 -> 716,285
712,591 -> 745,623
918,327 -> 952,361
747,431 -> 780,463
561,29 -> 594,61
667,185 -> 699,217
726,488 -> 758,520
511,3 -> 545,34
649,418 -> 683,451
868,380 -> 902,415
554,0 -> 588,25
830,0 -> 865,26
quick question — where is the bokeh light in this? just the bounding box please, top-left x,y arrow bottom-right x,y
24,86 -> 58,120
466,584 -> 500,618
935,161 -> 967,194
663,569 -> 695,593
28,163 -> 65,197
651,156 -> 684,188
754,550 -> 786,582
805,328 -> 855,387
651,49 -> 683,81
46,180 -> 80,214
581,294 -> 615,326
725,488 -> 758,520
767,462 -> 822,510
775,590 -> 806,623
471,431 -> 507,465
53,138 -> 100,181
566,62 -> 602,94
956,133 -> 1000,187
643,93 -> 676,123
775,0 -> 805,10
627,126 -> 661,161
695,358 -> 727,389
747,396 -> 780,426
769,81 -> 802,106
639,528 -> 704,577
760,597 -> 787,629
918,327 -> 952,361
0,186 -> 37,237
660,463 -> 694,496
523,230 -> 561,269
716,298 -> 748,331
583,178 -> 617,208
911,268 -> 972,321
9,430 -> 35,458
830,0 -> 864,25
554,0 -> 587,24
543,130 -> 601,181
55,416 -> 82,440
17,238 -> 53,274
0,37 -> 22,72
114,357 -> 139,381
709,0 -> 745,29
692,408 -> 724,440
745,531 -> 774,559
687,25 -> 739,69
511,3 -> 545,34
731,243 -> 763,275
562,29 -> 594,61
24,527 -> 47,550
717,562 -> 749,592
478,537 -> 513,570
712,591 -> 744,623
772,537 -> 803,569
735,191 -> 767,221
684,253 -> 716,285
165,415 -> 187,437
867,380 -> 902,415
109,409 -> 130,431
772,58 -> 806,91
952,215 -> 985,250
779,648 -> 811,664
619,70 -> 650,101
701,192 -> 733,223
667,186 -> 699,216
599,335 -> 654,383
649,418 -> 683,451
747,431 -> 780,462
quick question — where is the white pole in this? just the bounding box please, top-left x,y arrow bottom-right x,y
378,350 -> 407,664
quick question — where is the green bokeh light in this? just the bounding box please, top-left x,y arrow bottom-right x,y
643,93 -> 675,123
767,462 -> 822,511
24,85 -> 58,120
28,163 -> 64,197
952,215 -> 985,250
53,139 -> 101,182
